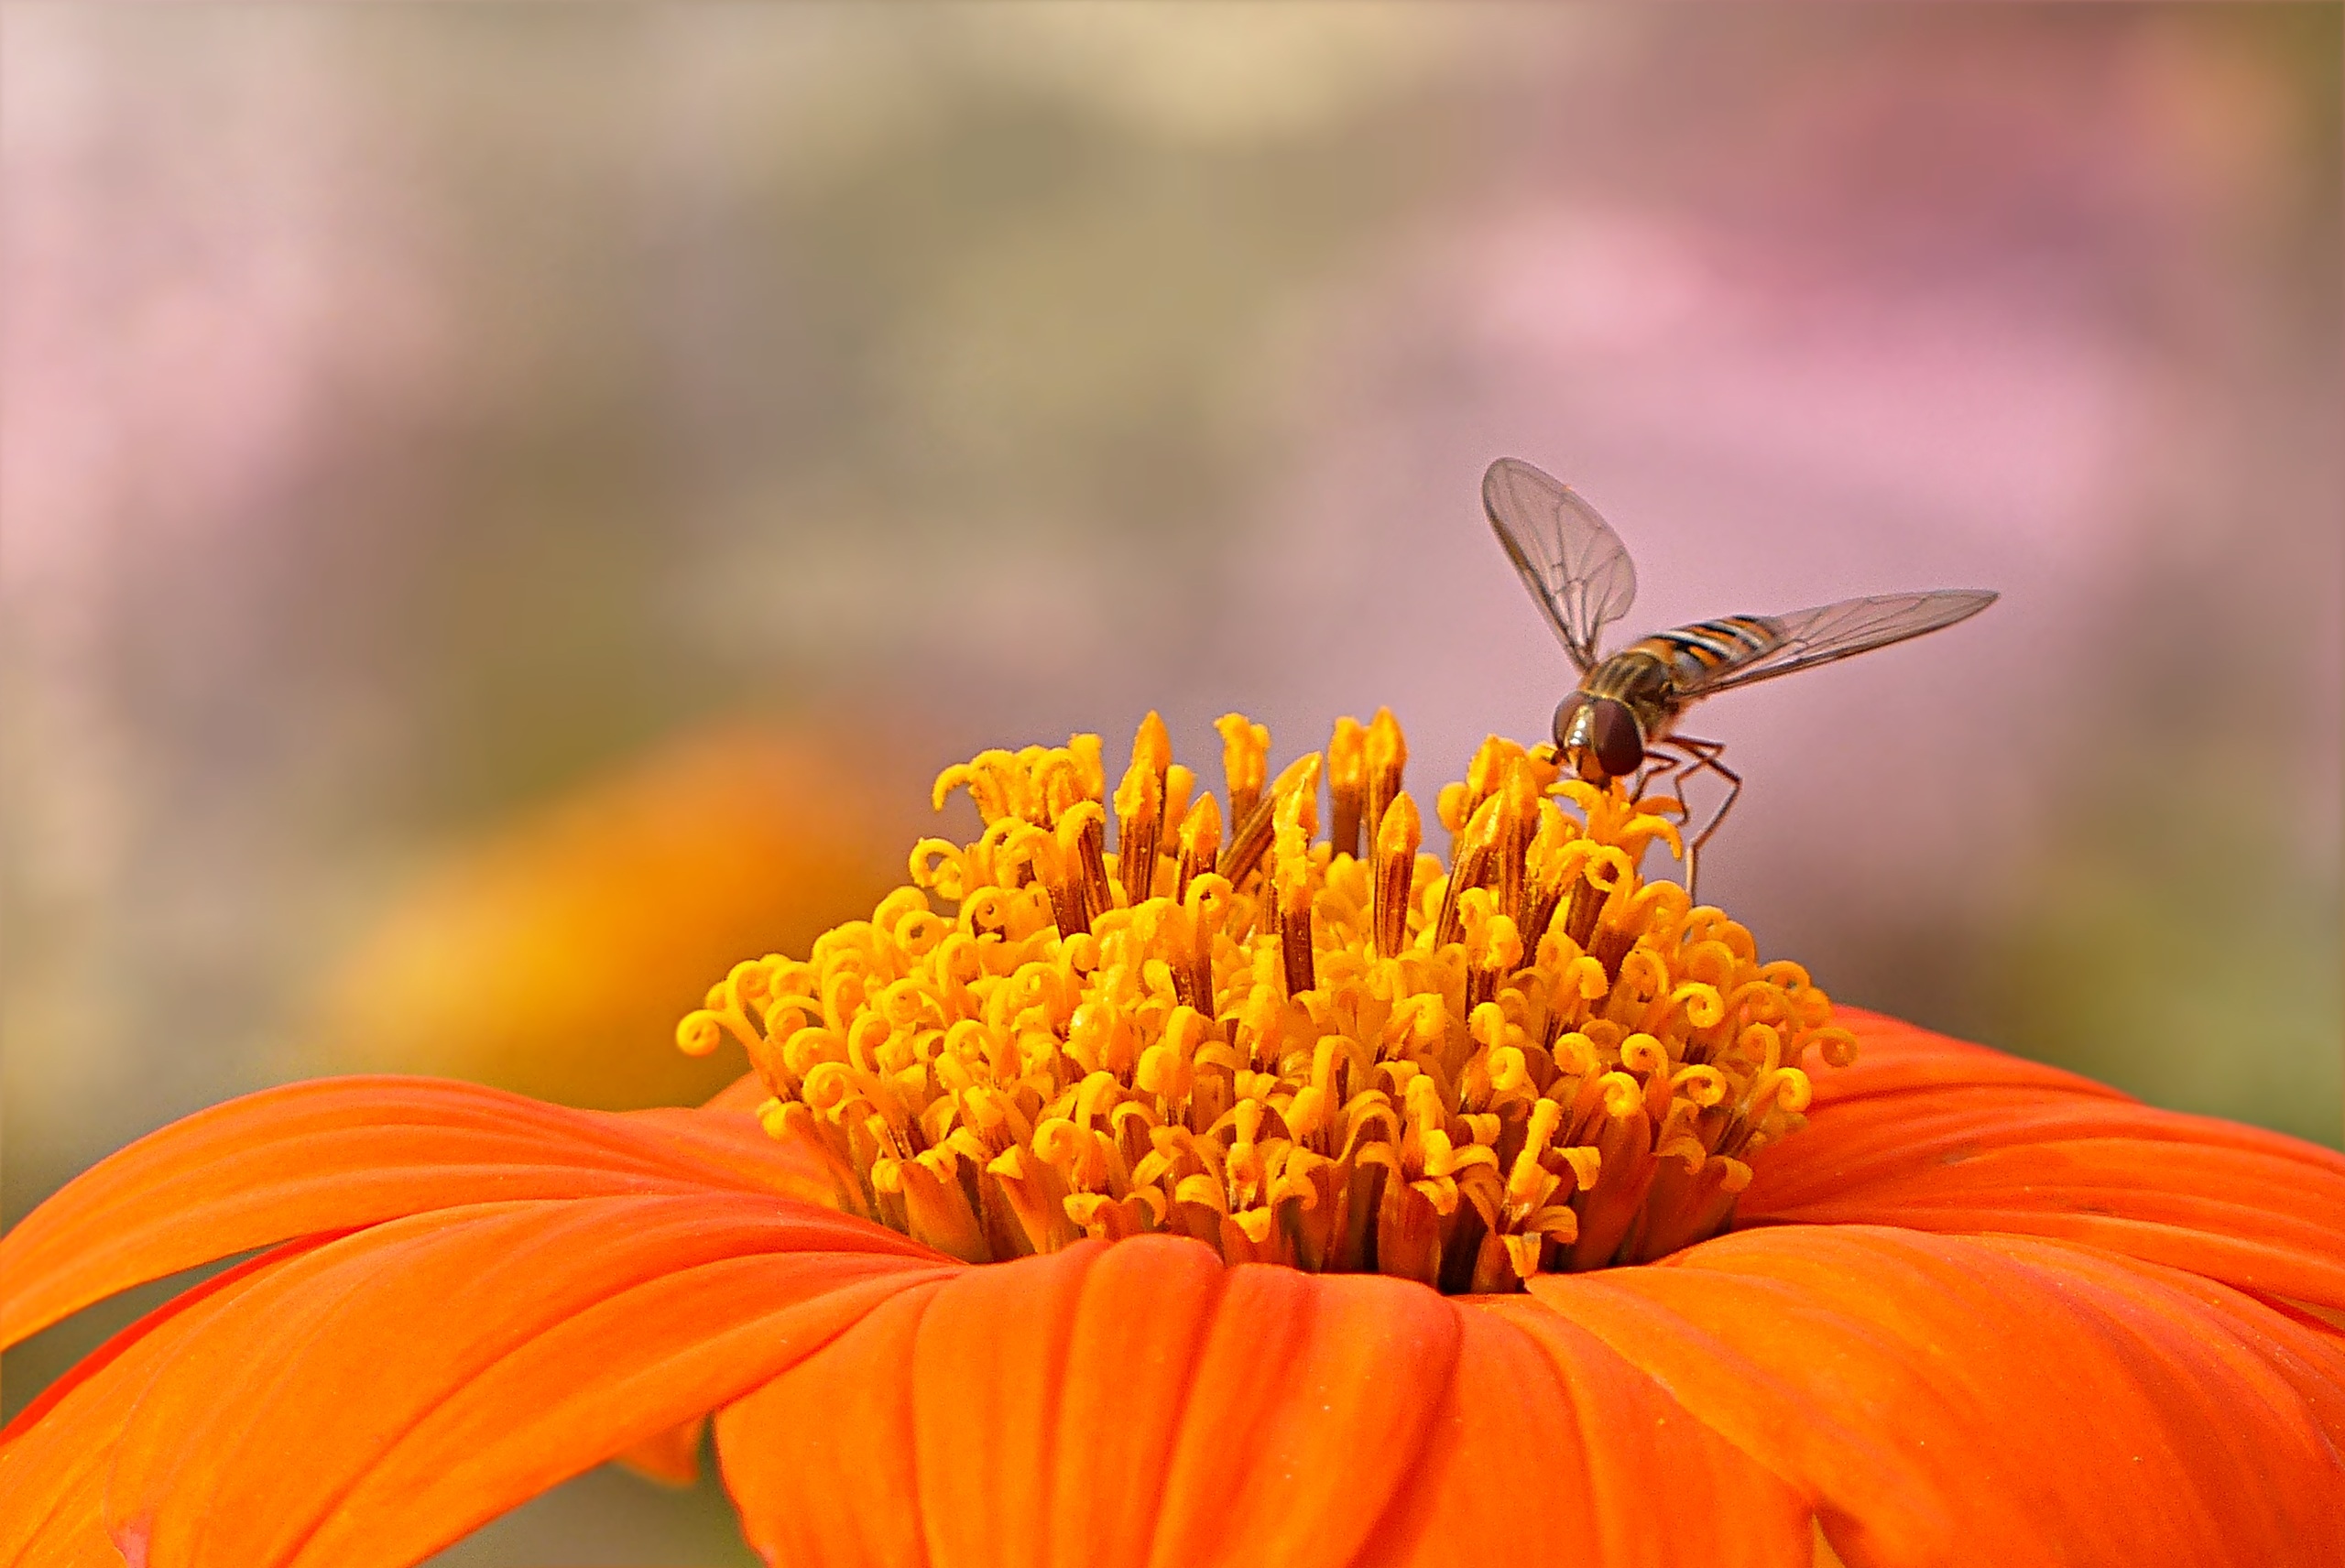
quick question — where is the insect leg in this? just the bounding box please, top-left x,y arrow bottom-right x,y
1651,735 -> 1742,903
1625,746 -> 1701,892
1629,749 -> 1696,871
1631,749 -> 1688,816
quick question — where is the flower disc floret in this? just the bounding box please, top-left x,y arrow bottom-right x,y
679,710 -> 1855,1290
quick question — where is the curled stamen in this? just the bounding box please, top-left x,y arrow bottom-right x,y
682,713 -> 1853,1290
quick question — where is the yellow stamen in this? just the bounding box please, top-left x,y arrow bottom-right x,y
1326,716 -> 1367,859
1364,705 -> 1407,852
1272,785 -> 1317,998
1371,791 -> 1423,960
1113,712 -> 1172,904
1216,713 -> 1270,825
681,714 -> 1857,1290
1172,793 -> 1222,911
1219,752 -> 1320,889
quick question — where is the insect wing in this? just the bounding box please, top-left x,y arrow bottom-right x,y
1483,457 -> 1638,673
1688,589 -> 1999,696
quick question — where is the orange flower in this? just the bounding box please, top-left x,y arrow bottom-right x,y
303,717 -> 926,1111
5,714 -> 2342,1568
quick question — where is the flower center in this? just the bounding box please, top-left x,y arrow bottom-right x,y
679,711 -> 1853,1290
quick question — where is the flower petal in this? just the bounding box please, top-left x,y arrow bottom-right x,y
610,1414 -> 708,1486
1798,1007 -> 2132,1103
719,1236 -> 1822,1568
701,1071 -> 773,1114
1748,1012 -> 2345,1309
1362,1301 -> 1814,1568
718,1236 -> 1465,1568
635,1068 -> 799,1398
0,1074 -> 828,1349
0,1242 -> 329,1567
714,1278 -> 951,1568
96,1193 -> 947,1568
1993,1241 -> 2345,1464
616,1102 -> 828,1197
1530,1225 -> 2345,1567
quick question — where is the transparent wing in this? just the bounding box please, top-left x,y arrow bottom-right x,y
1483,457 -> 1637,673
1690,589 -> 1999,697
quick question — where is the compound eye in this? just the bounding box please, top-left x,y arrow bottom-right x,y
1591,700 -> 1644,780
1552,691 -> 1591,751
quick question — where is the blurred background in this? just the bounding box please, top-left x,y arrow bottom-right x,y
4,5 -> 2337,1560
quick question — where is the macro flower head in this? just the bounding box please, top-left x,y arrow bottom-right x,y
5,710 -> 2342,1568
680,710 -> 1849,1290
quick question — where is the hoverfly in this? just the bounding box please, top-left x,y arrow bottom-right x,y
1484,456 -> 1997,896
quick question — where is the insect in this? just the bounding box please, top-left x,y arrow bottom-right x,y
1484,455 -> 1997,897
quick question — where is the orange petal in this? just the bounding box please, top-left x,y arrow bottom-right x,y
1748,1013 -> 2345,1310
928,1238 -> 1235,1568
1778,1010 -> 2328,1162
610,1415 -> 707,1486
1803,1007 -> 2132,1102
719,1236 -> 1819,1568
95,1193 -> 949,1568
0,1074 -> 828,1349
1361,1301 -> 1814,1568
1993,1240 -> 2345,1465
0,1241 -> 328,1566
700,1070 -> 772,1114
718,1236 -> 1467,1568
617,1103 -> 829,1200
1530,1225 -> 2345,1567
715,1279 -> 949,1568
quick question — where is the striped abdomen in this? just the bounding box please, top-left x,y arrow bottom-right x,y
1627,615 -> 1785,694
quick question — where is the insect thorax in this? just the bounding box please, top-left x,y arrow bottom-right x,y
1583,647 -> 1678,711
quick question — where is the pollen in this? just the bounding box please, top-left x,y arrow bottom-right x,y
678,712 -> 1855,1290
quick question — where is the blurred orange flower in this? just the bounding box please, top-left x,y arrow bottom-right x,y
5,715 -> 2341,1568
304,717 -> 927,1110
